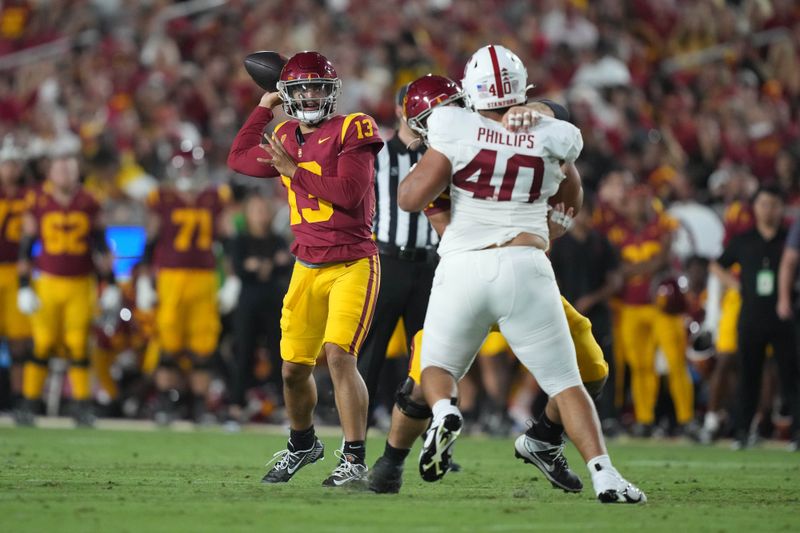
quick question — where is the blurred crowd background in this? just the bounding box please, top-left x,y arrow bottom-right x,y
1,0 -> 800,442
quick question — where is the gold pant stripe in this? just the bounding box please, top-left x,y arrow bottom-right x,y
348,254 -> 381,354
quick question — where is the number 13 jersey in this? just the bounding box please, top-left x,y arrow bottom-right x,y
427,106 -> 583,257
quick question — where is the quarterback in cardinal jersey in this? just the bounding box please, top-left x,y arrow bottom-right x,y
228,51 -> 383,487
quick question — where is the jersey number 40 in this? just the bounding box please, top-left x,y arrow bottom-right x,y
453,149 -> 544,202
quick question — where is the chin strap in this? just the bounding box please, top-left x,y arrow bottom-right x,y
406,137 -> 423,151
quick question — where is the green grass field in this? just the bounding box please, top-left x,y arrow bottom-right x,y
1,425 -> 799,533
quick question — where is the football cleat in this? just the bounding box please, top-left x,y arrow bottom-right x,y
322,450 -> 368,487
419,413 -> 463,482
73,400 -> 96,428
514,434 -> 583,492
593,465 -> 647,504
262,438 -> 324,483
13,399 -> 37,427
368,456 -> 404,494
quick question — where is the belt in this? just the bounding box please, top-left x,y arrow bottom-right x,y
377,242 -> 437,263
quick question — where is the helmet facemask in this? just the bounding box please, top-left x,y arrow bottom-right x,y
167,144 -> 208,194
278,78 -> 342,125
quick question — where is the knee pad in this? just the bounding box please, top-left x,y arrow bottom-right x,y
395,378 -> 432,420
583,376 -> 607,400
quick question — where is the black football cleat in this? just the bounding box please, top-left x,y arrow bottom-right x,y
73,400 -> 96,428
514,434 -> 583,492
368,456 -> 404,494
262,438 -> 324,483
13,399 -> 38,427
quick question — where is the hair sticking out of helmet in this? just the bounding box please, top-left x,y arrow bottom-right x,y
462,45 -> 528,111
403,74 -> 465,145
277,51 -> 342,125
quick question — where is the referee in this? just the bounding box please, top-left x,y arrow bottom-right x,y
357,84 -> 437,411
711,185 -> 800,449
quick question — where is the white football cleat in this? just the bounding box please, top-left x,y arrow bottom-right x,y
419,412 -> 463,482
592,464 -> 647,504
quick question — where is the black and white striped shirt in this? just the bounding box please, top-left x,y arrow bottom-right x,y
373,134 -> 438,249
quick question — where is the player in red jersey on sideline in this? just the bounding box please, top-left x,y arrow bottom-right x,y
0,138 -> 33,417
228,51 -> 383,487
16,152 -> 120,427
136,145 -> 236,425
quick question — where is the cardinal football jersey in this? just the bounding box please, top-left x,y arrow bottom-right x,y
426,106 -> 583,257
30,184 -> 100,276
147,185 -> 230,270
0,186 -> 31,263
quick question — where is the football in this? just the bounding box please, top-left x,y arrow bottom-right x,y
243,51 -> 288,92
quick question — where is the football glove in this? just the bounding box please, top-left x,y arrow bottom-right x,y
17,286 -> 40,315
218,276 -> 242,314
135,276 -> 158,311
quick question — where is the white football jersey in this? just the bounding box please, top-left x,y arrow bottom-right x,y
427,106 -> 583,256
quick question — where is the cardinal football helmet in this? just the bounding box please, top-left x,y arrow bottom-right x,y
167,139 -> 207,193
403,74 -> 465,142
462,45 -> 528,110
277,51 -> 342,125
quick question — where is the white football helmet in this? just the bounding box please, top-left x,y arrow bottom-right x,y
462,45 -> 528,110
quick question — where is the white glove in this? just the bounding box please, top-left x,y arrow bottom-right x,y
100,284 -> 123,312
136,276 -> 158,311
217,276 -> 242,314
17,286 -> 40,315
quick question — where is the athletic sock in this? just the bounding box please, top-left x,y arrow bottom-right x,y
587,454 -> 616,481
288,425 -> 316,452
343,440 -> 366,464
526,412 -> 565,445
703,411 -> 720,432
383,441 -> 410,465
431,398 -> 461,426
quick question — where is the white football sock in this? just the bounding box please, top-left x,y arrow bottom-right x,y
704,411 -> 720,432
431,399 -> 461,426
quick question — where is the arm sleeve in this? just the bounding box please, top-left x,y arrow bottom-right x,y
786,218 -> 800,251
537,99 -> 570,121
292,144 -> 378,210
716,236 -> 739,268
227,106 -> 281,178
